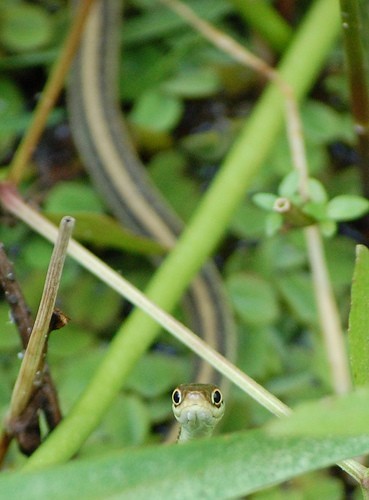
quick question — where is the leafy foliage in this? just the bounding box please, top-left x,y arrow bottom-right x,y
0,0 -> 369,498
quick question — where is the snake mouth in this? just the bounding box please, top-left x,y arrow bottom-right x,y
181,406 -> 214,428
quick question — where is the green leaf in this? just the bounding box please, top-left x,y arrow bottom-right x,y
120,45 -> 174,101
162,67 -> 221,98
267,386 -> 369,437
230,202 -> 267,238
276,272 -> 317,325
83,393 -> 151,452
44,181 -> 105,213
265,212 -> 283,236
348,245 -> 369,386
318,220 -> 337,237
301,100 -> 353,143
125,352 -> 188,398
149,150 -> 200,221
226,273 -> 280,326
61,275 -> 121,332
0,303 -> 21,350
0,4 -> 53,52
307,178 -> 328,203
302,201 -> 327,221
2,429 -> 369,498
326,195 -> 369,221
0,77 -> 25,158
180,128 -> 233,162
46,212 -> 165,255
48,324 -> 94,358
278,171 -> 299,198
122,0 -> 231,45
129,89 -> 183,132
252,193 -> 279,211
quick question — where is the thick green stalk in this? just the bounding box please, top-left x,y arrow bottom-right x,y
229,0 -> 292,52
25,0 -> 340,470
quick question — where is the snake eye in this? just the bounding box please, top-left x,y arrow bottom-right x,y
172,388 -> 182,406
211,389 -> 223,407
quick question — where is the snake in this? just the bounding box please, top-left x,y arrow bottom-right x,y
172,383 -> 224,442
67,0 -> 235,440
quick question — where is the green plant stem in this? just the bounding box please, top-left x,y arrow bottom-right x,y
22,0 -> 340,470
7,0 -> 95,185
229,0 -> 292,53
339,0 -> 369,197
166,0 -> 351,395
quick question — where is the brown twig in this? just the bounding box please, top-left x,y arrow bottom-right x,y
0,245 -> 67,462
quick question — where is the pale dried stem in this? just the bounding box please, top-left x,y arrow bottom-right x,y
1,189 -> 289,419
7,216 -> 74,423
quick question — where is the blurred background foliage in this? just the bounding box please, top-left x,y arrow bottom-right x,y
0,0 -> 366,496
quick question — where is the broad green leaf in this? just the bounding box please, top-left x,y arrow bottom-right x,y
253,193 -> 279,211
230,202 -> 267,238
302,201 -> 327,221
267,386 -> 369,437
120,45 -> 173,101
82,393 -> 151,452
0,303 -> 21,350
129,89 -> 183,132
255,235 -> 307,273
44,182 -> 105,213
149,149 -> 200,221
348,245 -> 369,386
61,274 -> 121,332
307,178 -> 328,203
48,324 -> 94,358
180,127 -> 233,162
122,0 -> 231,45
125,352 -> 189,398
278,171 -> 299,198
236,325 -> 283,380
162,67 -> 221,98
265,212 -> 283,236
301,100 -> 353,143
0,4 -> 53,52
46,212 -> 164,255
327,195 -> 369,221
250,471 -> 343,499
324,237 -> 356,290
0,77 -> 25,157
2,429 -> 369,499
318,219 -> 337,237
226,273 -> 280,326
276,272 -> 317,325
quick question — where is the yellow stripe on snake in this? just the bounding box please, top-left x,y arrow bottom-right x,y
68,0 -> 235,439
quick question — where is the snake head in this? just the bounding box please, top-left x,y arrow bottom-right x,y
172,383 -> 225,442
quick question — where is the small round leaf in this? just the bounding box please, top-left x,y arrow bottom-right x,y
0,4 -> 53,53
130,89 -> 183,132
327,195 -> 369,221
226,273 -> 279,326
253,193 -> 279,211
